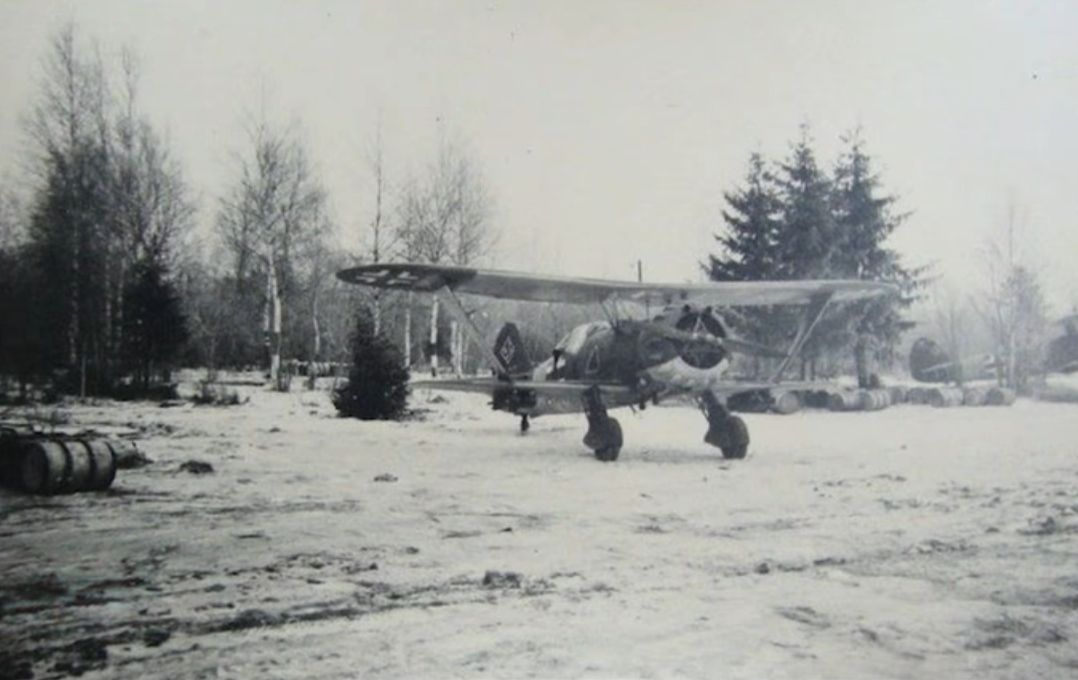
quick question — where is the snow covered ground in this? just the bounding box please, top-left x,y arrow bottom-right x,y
2,385 -> 1077,679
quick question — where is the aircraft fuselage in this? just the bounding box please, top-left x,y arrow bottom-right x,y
493,307 -> 732,417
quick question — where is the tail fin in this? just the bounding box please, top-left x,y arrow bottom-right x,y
493,322 -> 533,377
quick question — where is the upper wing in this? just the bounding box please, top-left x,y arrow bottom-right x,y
337,263 -> 896,307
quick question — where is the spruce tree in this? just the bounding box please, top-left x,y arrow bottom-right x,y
705,126 -> 923,382
334,310 -> 410,420
705,152 -> 788,375
772,126 -> 840,375
775,125 -> 837,280
830,129 -> 923,384
706,152 -> 782,282
121,259 -> 189,391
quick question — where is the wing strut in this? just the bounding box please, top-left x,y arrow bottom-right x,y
434,285 -> 506,375
769,292 -> 833,383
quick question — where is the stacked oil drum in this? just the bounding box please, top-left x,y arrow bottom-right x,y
826,385 -> 1018,410
918,385 -> 1016,408
0,426 -> 137,494
827,388 -> 894,411
727,389 -> 804,415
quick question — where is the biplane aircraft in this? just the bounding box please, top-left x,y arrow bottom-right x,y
910,313 -> 1078,384
908,337 -> 1001,384
337,263 -> 896,462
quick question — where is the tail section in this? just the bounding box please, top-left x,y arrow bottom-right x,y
909,337 -> 956,383
493,322 -> 533,377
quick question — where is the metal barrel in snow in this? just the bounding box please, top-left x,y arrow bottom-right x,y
962,387 -> 989,407
19,440 -> 68,494
985,386 -> 1017,406
84,440 -> 119,490
906,387 -> 927,405
770,391 -> 802,415
828,391 -> 860,411
887,386 -> 908,405
801,390 -> 831,409
18,438 -> 118,495
857,389 -> 891,411
927,386 -> 963,408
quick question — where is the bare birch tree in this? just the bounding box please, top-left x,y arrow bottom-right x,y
20,25 -> 193,394
393,135 -> 496,373
977,204 -> 1049,392
217,116 -> 330,389
366,120 -> 388,335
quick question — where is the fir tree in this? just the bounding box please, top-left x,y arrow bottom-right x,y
705,152 -> 789,375
775,125 -> 836,280
334,310 -> 410,420
770,126 -> 841,375
706,152 -> 782,282
829,129 -> 924,384
121,259 -> 189,390
705,126 -> 924,381
831,129 -> 903,278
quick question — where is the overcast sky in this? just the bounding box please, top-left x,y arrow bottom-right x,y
2,1 -> 1076,308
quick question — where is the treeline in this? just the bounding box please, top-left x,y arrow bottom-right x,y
706,126 -> 925,384
927,214 -> 1055,394
0,28 -> 193,396
0,25 -> 497,398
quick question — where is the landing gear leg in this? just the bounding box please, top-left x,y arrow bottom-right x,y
700,391 -> 749,460
581,386 -> 622,462
520,414 -> 530,434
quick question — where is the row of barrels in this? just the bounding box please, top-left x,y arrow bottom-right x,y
11,438 -> 137,494
825,385 -> 1016,411
826,389 -> 893,412
905,385 -> 1017,407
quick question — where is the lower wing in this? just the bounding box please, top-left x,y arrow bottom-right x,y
707,380 -> 841,396
413,377 -> 836,401
412,378 -> 635,399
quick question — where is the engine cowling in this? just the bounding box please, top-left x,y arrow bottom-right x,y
673,307 -> 728,369
639,306 -> 728,370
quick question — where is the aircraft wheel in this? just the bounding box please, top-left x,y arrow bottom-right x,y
721,416 -> 749,459
705,416 -> 749,460
590,418 -> 622,462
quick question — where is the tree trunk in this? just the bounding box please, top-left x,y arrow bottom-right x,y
372,292 -> 381,336
403,291 -> 412,369
311,290 -> 322,361
267,255 -> 283,390
429,297 -> 440,377
854,336 -> 869,388
70,215 -> 82,390
115,256 -> 127,382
